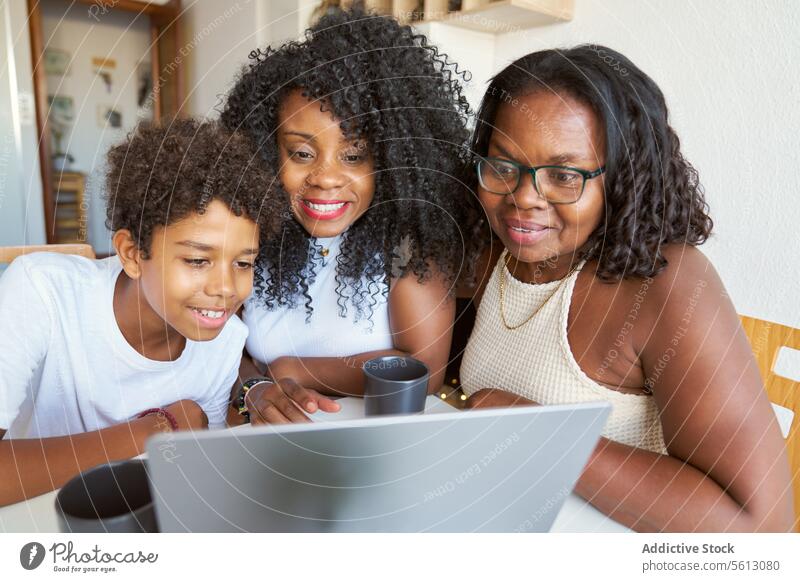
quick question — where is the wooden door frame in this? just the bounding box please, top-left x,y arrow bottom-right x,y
27,0 -> 183,243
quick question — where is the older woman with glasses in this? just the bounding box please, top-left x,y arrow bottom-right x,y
459,46 -> 793,532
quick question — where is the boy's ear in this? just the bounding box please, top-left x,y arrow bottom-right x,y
113,230 -> 144,280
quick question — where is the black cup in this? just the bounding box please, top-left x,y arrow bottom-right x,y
363,356 -> 430,416
55,459 -> 158,533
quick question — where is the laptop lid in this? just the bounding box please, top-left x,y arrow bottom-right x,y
146,402 -> 610,532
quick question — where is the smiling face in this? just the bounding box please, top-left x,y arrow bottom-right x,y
122,199 -> 260,344
277,89 -> 375,238
478,91 -> 606,281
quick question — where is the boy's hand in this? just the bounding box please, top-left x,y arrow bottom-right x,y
162,400 -> 208,430
245,379 -> 340,425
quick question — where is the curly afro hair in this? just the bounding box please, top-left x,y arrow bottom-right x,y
220,3 -> 487,320
472,45 -> 713,281
104,118 -> 280,258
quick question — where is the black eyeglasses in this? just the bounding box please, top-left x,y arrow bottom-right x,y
475,157 -> 606,204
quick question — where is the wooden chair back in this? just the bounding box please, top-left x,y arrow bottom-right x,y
0,244 -> 96,263
740,315 -> 800,529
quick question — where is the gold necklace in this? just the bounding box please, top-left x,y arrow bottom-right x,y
499,253 -> 581,331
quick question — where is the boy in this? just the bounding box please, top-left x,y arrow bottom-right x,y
0,119 -> 277,506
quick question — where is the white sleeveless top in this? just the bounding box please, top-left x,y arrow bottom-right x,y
461,251 -> 667,454
243,235 -> 393,371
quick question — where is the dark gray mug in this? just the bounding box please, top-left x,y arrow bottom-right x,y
363,356 -> 429,416
55,459 -> 158,533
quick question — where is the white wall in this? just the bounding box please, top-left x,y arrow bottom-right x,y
485,0 -> 800,331
181,0 -> 260,118
0,1 -> 26,247
0,0 -> 46,247
182,0 -> 317,118
41,0 -> 152,255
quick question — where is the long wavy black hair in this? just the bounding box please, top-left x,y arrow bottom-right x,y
472,45 -> 713,281
221,4 -> 485,320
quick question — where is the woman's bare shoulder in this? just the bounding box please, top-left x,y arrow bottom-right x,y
574,245 -> 725,350
637,245 -> 722,311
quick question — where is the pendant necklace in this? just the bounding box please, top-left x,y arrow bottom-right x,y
499,252 -> 581,331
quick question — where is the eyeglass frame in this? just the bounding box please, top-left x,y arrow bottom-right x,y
474,156 -> 606,204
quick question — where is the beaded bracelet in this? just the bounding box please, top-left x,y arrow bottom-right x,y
237,377 -> 274,421
136,407 -> 179,431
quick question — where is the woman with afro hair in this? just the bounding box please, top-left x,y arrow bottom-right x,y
458,46 -> 793,531
222,4 -> 485,423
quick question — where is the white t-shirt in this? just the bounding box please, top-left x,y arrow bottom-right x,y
244,235 -> 393,370
0,253 -> 248,438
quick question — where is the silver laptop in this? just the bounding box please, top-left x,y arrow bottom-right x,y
145,402 -> 610,532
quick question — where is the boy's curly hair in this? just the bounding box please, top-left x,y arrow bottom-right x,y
220,3 -> 487,320
104,118 -> 279,258
472,45 -> 713,281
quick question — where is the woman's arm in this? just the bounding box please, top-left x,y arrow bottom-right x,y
576,248 -> 792,532
0,400 -> 207,507
246,271 -> 455,424
574,434 -> 791,532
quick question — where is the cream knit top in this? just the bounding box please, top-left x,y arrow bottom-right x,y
461,251 -> 667,454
